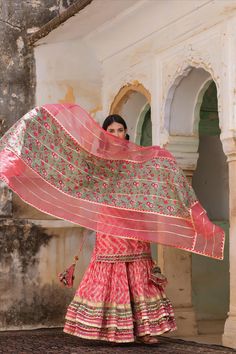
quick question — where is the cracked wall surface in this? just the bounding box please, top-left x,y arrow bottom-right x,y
0,0 -> 80,330
0,0 -> 77,137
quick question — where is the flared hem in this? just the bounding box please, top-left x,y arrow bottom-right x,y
64,258 -> 176,343
64,296 -> 176,343
63,325 -> 177,343
63,328 -> 136,343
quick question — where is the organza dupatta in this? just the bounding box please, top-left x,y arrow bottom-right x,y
0,103 -> 225,259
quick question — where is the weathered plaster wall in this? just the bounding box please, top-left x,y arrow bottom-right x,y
0,0 -> 87,330
7,0 -> 236,339
0,219 -> 52,329
0,0 -> 77,136
35,40 -> 102,119
0,218 -> 94,329
95,1 -> 233,337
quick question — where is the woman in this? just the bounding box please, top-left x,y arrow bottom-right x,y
63,114 -> 176,344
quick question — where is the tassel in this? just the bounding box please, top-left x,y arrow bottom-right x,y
58,256 -> 79,288
150,265 -> 168,287
58,235 -> 86,288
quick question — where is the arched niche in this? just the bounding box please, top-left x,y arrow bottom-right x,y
164,64 -> 229,336
110,83 -> 151,142
164,67 -> 214,138
192,81 -> 229,331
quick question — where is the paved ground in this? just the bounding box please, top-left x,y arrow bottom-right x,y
0,329 -> 235,354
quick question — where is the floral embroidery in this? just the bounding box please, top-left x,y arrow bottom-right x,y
0,107 -> 197,219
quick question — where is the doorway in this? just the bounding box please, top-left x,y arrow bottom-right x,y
192,81 -> 229,334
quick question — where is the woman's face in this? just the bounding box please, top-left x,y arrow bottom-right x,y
106,122 -> 126,140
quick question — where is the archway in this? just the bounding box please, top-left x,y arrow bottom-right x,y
192,81 -> 229,335
165,67 -> 212,136
163,66 -> 229,338
110,83 -> 150,143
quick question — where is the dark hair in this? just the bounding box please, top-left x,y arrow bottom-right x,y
102,114 -> 129,140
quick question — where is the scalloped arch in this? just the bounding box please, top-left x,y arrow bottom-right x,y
109,82 -> 151,114
163,65 -> 217,136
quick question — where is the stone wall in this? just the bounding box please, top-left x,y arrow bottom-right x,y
0,0 -> 83,330
0,0 -> 77,136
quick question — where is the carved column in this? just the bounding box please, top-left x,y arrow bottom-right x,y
222,137 -> 236,349
159,137 -> 199,336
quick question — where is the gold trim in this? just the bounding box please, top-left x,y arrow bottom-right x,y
72,297 -> 132,310
63,329 -> 135,343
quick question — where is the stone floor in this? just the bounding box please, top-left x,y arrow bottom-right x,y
0,328 -> 235,354
180,334 -> 222,346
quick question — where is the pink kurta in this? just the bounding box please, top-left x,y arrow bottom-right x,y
64,233 -> 176,342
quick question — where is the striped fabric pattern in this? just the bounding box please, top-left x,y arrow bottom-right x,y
64,235 -> 176,343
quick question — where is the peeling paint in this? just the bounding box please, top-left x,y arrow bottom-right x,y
0,0 -> 79,331
49,6 -> 58,12
0,219 -> 52,272
16,36 -> 24,53
0,116 -> 7,138
222,5 -> 236,15
0,181 -> 12,216
0,284 -> 73,329
30,0 -> 43,8
89,105 -> 102,117
27,27 -> 40,34
58,84 -> 75,103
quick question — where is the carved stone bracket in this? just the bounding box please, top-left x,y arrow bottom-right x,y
221,133 -> 236,162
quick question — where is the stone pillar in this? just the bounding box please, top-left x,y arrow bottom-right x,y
222,137 -> 236,348
161,137 -> 198,336
158,246 -> 198,336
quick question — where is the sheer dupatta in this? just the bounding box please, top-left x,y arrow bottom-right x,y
0,103 -> 225,259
